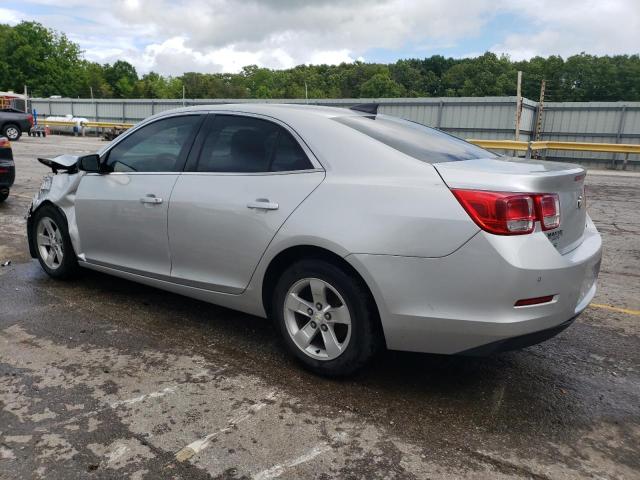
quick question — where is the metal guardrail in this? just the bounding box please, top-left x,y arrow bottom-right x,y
468,139 -> 640,170
468,139 -> 640,154
42,120 -> 135,129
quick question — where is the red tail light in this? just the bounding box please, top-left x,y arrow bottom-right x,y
0,138 -> 9,148
28,114 -> 34,126
0,168 -> 8,173
452,189 -> 560,236
536,194 -> 560,230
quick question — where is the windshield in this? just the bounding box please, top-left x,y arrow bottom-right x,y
333,114 -> 497,163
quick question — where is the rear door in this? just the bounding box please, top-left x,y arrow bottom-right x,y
168,113 -> 324,293
75,114 -> 202,276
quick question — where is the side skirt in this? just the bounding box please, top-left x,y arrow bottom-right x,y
79,261 -> 267,319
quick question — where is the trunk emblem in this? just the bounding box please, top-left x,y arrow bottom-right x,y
577,195 -> 583,209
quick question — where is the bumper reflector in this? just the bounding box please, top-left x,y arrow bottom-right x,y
514,295 -> 555,307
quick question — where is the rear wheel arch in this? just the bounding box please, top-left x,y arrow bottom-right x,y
261,244 -> 385,346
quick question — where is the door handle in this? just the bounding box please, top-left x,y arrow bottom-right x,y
247,198 -> 279,210
140,194 -> 163,205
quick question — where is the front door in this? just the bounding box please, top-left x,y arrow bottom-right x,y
168,114 -> 324,293
75,114 -> 202,276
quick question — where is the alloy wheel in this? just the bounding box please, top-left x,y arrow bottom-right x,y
283,277 -> 352,360
36,217 -> 64,269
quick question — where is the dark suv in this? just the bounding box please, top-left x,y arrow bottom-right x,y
0,109 -> 33,140
0,136 -> 15,202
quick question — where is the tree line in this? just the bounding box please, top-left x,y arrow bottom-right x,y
2,21 -> 640,101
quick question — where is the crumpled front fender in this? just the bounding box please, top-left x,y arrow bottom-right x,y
27,172 -> 85,258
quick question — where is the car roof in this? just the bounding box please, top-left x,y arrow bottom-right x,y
157,103 -> 369,122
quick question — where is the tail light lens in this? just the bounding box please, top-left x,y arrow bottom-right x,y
28,114 -> 34,126
0,138 -> 9,148
536,194 -> 560,230
452,189 -> 560,236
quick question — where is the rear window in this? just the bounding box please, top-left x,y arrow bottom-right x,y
333,114 -> 496,163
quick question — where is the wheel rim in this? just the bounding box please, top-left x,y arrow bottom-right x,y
36,217 -> 64,269
284,278 -> 352,361
5,127 -> 18,140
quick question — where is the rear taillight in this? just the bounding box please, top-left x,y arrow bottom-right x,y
452,189 -> 560,236
536,194 -> 560,230
28,114 -> 34,126
0,138 -> 9,148
0,168 -> 8,174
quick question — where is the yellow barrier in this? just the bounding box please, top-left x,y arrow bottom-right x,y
466,139 -> 530,151
41,120 -> 134,129
86,121 -> 134,129
531,141 -> 640,154
467,139 -> 640,154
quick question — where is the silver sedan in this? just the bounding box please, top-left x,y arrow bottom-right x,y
27,104 -> 602,376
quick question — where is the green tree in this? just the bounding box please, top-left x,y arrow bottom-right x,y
0,21 -> 84,96
360,71 -> 404,97
3,21 -> 640,102
104,60 -> 138,98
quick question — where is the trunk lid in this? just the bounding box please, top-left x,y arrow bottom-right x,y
434,157 -> 587,254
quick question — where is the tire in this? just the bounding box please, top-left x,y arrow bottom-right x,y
32,205 -> 80,279
3,124 -> 21,141
272,259 -> 380,377
0,190 -> 8,203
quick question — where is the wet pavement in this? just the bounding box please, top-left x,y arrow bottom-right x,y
1,135 -> 639,479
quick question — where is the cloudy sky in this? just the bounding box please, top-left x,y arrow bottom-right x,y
1,0 -> 639,75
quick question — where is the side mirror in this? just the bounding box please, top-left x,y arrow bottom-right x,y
77,154 -> 102,173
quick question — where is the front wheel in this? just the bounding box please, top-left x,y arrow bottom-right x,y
272,259 -> 380,377
0,189 -> 8,203
32,205 -> 79,279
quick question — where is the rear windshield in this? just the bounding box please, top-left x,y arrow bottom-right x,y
333,114 -> 496,163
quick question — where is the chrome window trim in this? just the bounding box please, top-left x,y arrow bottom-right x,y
83,169 -> 324,177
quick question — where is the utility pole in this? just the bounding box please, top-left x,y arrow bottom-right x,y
532,79 -> 546,159
534,79 -> 546,141
182,85 -> 186,107
304,81 -> 308,103
23,84 -> 28,112
514,71 -> 522,141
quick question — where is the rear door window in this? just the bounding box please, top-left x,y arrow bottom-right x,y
333,114 -> 496,163
196,115 -> 313,173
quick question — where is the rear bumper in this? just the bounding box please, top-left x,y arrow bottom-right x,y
347,216 -> 602,354
458,316 -> 576,355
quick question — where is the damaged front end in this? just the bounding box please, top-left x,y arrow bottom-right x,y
26,154 -> 88,259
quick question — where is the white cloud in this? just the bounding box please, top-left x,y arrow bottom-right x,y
491,0 -> 640,59
4,0 -> 640,75
0,7 -> 23,25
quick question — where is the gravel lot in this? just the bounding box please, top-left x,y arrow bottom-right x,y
1,135 -> 639,479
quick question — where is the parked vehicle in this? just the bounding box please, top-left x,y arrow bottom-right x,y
26,104 -> 602,376
0,109 -> 33,140
0,136 -> 15,202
